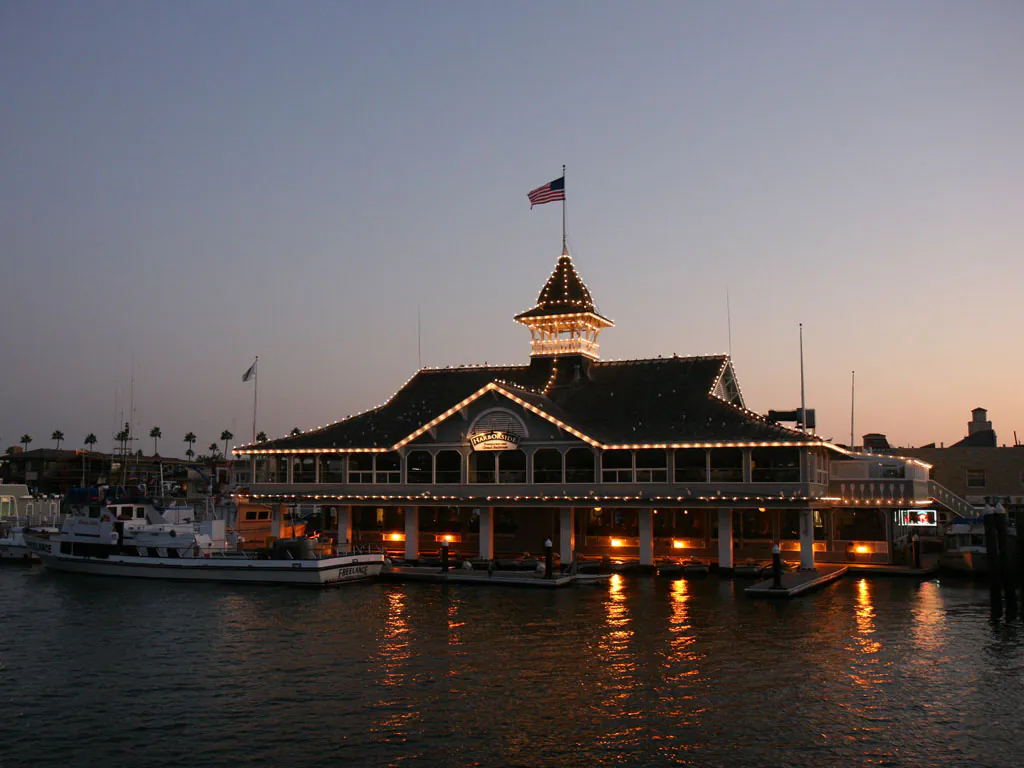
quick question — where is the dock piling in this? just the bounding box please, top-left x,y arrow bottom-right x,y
544,538 -> 553,579
983,508 -> 1003,618
441,539 -> 449,573
771,544 -> 782,589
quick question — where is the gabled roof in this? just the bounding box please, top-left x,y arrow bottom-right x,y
240,355 -> 819,454
514,251 -> 612,324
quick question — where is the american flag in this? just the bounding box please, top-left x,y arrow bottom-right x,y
527,176 -> 565,208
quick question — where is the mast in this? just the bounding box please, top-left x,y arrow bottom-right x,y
799,323 -> 806,432
850,370 -> 856,449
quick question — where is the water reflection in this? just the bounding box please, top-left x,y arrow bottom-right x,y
380,587 -> 410,688
909,581 -> 946,658
854,578 -> 881,656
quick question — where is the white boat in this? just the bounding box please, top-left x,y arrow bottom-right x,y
23,499 -> 383,587
939,516 -> 1017,575
0,484 -> 62,563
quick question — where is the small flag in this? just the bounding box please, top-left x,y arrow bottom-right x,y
242,360 -> 257,382
527,176 -> 565,208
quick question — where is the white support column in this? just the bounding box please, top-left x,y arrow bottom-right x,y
799,508 -> 816,570
270,504 -> 282,540
286,455 -> 294,484
478,507 -> 494,560
404,505 -> 419,561
638,508 -> 654,566
337,504 -> 352,554
559,507 -> 575,564
314,456 -> 320,483
717,508 -> 733,570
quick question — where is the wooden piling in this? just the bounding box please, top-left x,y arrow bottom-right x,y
983,512 -> 1003,618
996,512 -> 1017,620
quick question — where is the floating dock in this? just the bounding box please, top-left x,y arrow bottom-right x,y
745,564 -> 848,598
380,565 -> 586,588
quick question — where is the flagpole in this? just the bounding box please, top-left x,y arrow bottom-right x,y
562,164 -> 567,252
252,356 -> 258,482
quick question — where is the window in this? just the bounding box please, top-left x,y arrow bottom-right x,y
321,458 -> 345,483
674,449 -> 707,483
751,447 -> 800,483
348,455 -> 373,483
407,451 -> 433,484
374,452 -> 402,484
565,448 -> 595,483
709,448 -> 743,482
879,464 -> 905,479
602,450 -> 633,483
498,450 -> 527,483
635,449 -> 668,483
533,449 -> 563,484
244,511 -> 257,521
966,470 -> 986,488
295,456 -> 316,482
469,452 -> 496,484
435,451 -> 462,484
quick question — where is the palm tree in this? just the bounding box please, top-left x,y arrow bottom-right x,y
20,434 -> 32,452
150,426 -> 162,456
84,433 -> 97,451
256,431 -> 267,443
51,430 -> 64,450
220,430 -> 233,458
290,427 -> 301,436
208,442 -> 220,457
185,448 -> 195,461
184,432 -> 196,459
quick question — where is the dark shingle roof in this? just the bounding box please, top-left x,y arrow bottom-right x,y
513,252 -> 612,323
247,355 -> 807,451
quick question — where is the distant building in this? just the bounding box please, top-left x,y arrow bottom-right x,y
903,408 -> 1024,513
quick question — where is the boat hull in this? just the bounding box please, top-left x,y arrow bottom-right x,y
27,535 -> 382,586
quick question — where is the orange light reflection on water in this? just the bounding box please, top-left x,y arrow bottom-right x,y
380,589 -> 411,689
599,573 -> 637,686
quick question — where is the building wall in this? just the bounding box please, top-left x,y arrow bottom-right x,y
903,446 -> 1024,509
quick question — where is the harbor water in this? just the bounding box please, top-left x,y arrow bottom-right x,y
2,569 -> 1022,767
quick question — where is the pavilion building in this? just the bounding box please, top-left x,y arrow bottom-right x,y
237,246 -> 966,569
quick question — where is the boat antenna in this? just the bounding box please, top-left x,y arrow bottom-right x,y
417,303 -> 422,369
562,164 -> 567,254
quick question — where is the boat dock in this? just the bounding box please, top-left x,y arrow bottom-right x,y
745,564 -> 849,598
380,564 -> 581,588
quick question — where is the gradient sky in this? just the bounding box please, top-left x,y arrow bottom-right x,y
2,2 -> 1023,458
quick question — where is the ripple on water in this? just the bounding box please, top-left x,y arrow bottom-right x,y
1,570 -> 1023,767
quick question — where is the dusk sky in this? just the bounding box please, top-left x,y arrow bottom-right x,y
2,2 -> 1022,458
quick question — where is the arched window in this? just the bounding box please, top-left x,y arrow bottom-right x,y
533,448 -> 563,484
435,450 -> 462,484
499,450 -> 527,483
470,452 -> 496,483
565,448 -> 595,483
406,451 -> 433,484
295,456 -> 315,483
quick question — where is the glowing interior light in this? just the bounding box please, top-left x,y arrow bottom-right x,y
672,539 -> 686,549
610,538 -> 624,548
387,533 -> 405,542
855,545 -> 870,554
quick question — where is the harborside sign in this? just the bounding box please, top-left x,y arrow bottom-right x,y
469,430 -> 520,451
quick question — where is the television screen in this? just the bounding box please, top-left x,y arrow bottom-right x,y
896,509 -> 937,527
